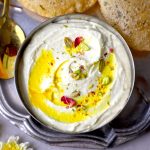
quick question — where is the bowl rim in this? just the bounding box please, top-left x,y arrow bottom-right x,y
15,14 -> 135,134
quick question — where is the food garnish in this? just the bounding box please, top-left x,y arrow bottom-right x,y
64,24 -> 68,28
77,42 -> 90,52
76,104 -> 87,114
102,76 -> 110,85
61,96 -> 76,108
99,58 -> 105,72
64,37 -> 74,48
64,36 -> 90,55
71,90 -> 81,97
70,67 -> 88,80
88,84 -> 94,89
74,36 -> 84,47
109,48 -> 114,53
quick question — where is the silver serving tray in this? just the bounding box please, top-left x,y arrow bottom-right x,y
1,3 -> 150,149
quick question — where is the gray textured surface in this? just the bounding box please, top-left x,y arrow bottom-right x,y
0,114 -> 150,150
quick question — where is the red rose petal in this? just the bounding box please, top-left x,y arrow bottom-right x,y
74,36 -> 84,47
109,48 -> 114,53
61,96 -> 76,108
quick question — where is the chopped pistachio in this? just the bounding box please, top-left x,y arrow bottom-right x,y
93,61 -> 99,65
102,76 -> 110,85
80,71 -> 88,79
71,68 -> 88,80
64,37 -> 73,48
99,58 -> 105,72
78,42 -> 90,51
110,66 -> 115,70
107,101 -> 110,106
71,73 -> 80,80
98,92 -> 103,97
71,90 -> 81,97
88,84 -> 94,89
76,105 -> 87,112
74,69 -> 81,75
64,25 -> 68,28
72,108 -> 75,112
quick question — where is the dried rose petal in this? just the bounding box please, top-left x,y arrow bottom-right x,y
109,48 -> 114,53
74,36 -> 84,47
104,52 -> 108,57
4,44 -> 18,57
79,65 -> 85,70
61,96 -> 76,108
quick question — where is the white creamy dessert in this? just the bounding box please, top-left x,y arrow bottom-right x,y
20,18 -> 133,133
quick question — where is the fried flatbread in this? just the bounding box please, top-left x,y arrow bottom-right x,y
99,0 -> 150,51
18,0 -> 97,18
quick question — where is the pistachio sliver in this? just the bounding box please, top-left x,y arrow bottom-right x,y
99,58 -> 105,72
64,37 -> 73,48
88,84 -> 94,89
71,90 -> 81,97
102,76 -> 110,85
78,42 -> 90,51
71,73 -> 80,80
74,69 -> 81,75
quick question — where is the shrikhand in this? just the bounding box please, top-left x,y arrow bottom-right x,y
21,18 -> 133,133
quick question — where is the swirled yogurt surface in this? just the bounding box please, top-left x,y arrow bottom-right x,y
20,18 -> 133,133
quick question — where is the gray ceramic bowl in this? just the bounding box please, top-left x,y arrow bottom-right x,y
15,14 -> 135,134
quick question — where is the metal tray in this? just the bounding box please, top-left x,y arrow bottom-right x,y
0,3 -> 150,149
